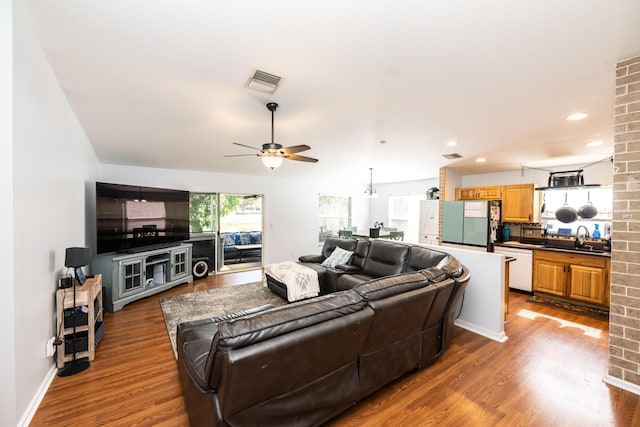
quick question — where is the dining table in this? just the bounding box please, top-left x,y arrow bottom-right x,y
352,229 -> 391,239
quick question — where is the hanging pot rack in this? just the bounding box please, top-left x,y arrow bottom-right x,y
521,155 -> 613,191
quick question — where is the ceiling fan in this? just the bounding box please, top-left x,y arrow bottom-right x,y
225,102 -> 319,169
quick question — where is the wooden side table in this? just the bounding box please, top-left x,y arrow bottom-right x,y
56,274 -> 104,368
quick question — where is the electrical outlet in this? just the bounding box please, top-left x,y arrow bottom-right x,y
46,337 -> 56,357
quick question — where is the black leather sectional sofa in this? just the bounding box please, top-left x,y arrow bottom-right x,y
177,238 -> 469,427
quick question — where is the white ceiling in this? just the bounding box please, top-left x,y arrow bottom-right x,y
25,0 -> 640,184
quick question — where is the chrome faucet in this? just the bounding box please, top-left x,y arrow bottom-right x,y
575,225 -> 590,248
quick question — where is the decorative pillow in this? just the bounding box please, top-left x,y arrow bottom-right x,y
223,234 -> 236,246
321,247 -> 354,268
239,232 -> 251,245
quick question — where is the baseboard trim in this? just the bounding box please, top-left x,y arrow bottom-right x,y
17,363 -> 57,427
455,319 -> 508,343
603,374 -> 640,396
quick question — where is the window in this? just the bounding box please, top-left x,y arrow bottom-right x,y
189,193 -> 217,235
318,194 -> 352,243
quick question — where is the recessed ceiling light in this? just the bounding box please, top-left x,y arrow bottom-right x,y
476,157 -> 486,163
446,140 -> 458,146
586,140 -> 604,147
567,112 -> 589,121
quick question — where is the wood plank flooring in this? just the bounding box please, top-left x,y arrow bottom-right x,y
32,270 -> 640,426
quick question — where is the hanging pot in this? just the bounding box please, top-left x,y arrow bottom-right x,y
555,193 -> 578,223
577,191 -> 598,219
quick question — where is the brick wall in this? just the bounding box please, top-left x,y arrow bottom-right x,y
609,55 -> 640,387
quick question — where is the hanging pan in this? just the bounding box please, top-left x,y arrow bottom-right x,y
555,192 -> 578,223
577,191 -> 598,219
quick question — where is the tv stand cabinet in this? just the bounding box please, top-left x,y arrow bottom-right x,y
92,243 -> 193,312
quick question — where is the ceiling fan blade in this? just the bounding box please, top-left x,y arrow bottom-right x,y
223,153 -> 259,158
280,144 -> 311,154
286,154 -> 319,163
233,142 -> 261,151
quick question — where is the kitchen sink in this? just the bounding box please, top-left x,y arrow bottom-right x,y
544,244 -> 605,254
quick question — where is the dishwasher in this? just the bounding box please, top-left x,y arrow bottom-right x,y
494,246 -> 533,292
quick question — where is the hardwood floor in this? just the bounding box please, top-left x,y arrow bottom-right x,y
32,271 -> 640,426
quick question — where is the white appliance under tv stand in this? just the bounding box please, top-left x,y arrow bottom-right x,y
91,243 -> 193,312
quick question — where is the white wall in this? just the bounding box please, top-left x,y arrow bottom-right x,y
11,2 -> 100,425
460,160 -> 613,188
1,0 -> 16,425
99,164 -> 369,264
427,244 -> 507,342
368,178 -> 439,227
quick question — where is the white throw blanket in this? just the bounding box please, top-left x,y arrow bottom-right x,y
265,261 -> 319,302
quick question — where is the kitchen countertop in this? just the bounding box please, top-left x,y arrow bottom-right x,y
494,241 -> 611,257
494,241 -> 544,250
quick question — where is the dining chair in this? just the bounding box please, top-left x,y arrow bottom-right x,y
389,231 -> 404,241
338,230 -> 353,239
383,227 -> 397,232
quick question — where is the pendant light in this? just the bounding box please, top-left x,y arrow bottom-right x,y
364,168 -> 379,198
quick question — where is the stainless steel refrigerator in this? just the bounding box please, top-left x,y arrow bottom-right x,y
441,200 -> 501,248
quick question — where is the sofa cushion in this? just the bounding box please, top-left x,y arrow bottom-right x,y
321,247 -> 354,268
320,237 -> 358,259
361,240 -> 410,278
223,233 -> 236,246
249,231 -> 262,244
406,246 -> 449,272
238,232 -> 251,245
351,239 -> 371,270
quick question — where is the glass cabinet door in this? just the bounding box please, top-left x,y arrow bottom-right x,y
120,259 -> 144,295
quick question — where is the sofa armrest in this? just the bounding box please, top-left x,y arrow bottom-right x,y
299,254 -> 324,263
336,264 -> 361,273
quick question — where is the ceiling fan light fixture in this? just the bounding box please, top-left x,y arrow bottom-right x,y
262,155 -> 283,170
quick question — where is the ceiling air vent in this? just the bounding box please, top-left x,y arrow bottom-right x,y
442,153 -> 463,159
246,70 -> 282,93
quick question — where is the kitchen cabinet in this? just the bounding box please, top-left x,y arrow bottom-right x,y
502,184 -> 539,223
533,249 -> 609,307
455,186 -> 503,200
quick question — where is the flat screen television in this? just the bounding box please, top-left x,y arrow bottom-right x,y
96,182 -> 190,254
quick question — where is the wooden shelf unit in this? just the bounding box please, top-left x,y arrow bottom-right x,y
56,274 -> 104,368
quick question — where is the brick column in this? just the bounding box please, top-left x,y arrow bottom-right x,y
607,55 -> 640,391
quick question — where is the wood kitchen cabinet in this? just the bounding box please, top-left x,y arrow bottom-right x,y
455,183 -> 539,223
455,185 -> 503,200
533,249 -> 610,308
501,183 -> 539,223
